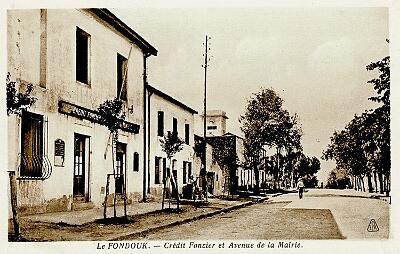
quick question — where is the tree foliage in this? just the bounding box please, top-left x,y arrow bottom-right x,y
326,168 -> 351,189
297,155 -> 320,188
207,135 -> 240,194
366,56 -> 390,106
323,53 -> 390,193
97,97 -> 126,141
160,131 -> 185,159
6,73 -> 37,116
240,88 -> 304,191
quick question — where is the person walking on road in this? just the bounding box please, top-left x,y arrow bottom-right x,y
297,178 -> 305,199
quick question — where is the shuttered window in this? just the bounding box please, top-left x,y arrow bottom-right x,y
117,53 -> 128,101
76,27 -> 90,84
20,111 -> 44,177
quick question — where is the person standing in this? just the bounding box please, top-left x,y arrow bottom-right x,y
297,178 -> 305,199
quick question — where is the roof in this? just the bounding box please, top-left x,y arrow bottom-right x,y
223,132 -> 244,139
147,84 -> 198,114
203,110 -> 229,119
86,9 -> 157,56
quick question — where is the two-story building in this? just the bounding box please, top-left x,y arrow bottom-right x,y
7,9 -> 157,214
146,85 -> 197,199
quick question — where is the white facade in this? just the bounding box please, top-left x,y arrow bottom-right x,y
146,85 -> 197,198
7,9 -> 157,214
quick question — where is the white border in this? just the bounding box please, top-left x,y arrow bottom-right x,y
1,1 -> 398,254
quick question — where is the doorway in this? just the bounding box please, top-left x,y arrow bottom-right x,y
115,142 -> 126,195
73,134 -> 90,201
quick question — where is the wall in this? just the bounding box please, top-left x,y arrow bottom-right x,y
206,115 -> 227,136
192,141 -> 224,196
7,9 -> 147,214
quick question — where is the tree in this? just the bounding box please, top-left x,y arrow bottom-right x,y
366,55 -> 390,107
97,97 -> 127,219
277,113 -> 303,188
326,168 -> 351,189
240,88 -> 283,194
240,88 -> 302,193
6,73 -> 37,116
322,116 -> 370,192
365,54 -> 390,194
97,97 -> 126,143
323,52 -> 390,194
160,131 -> 184,210
297,155 -> 320,188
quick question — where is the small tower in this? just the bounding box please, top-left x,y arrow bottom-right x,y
205,110 -> 228,136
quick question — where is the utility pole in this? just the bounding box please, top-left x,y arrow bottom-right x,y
202,35 -> 211,201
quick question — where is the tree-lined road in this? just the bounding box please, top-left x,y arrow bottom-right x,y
131,189 -> 388,240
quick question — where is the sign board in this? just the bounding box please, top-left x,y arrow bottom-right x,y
54,139 -> 65,167
58,100 -> 140,134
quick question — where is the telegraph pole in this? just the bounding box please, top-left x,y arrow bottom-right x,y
202,35 -> 211,201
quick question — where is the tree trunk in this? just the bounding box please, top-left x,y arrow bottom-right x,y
357,176 -> 361,191
162,158 -> 171,210
385,174 -> 390,196
253,161 -> 260,195
354,176 -> 357,190
378,172 -> 384,194
367,173 -> 373,193
104,174 -> 110,219
373,171 -> 378,193
276,148 -> 280,189
112,134 -> 117,218
355,176 -> 358,190
361,176 -> 365,192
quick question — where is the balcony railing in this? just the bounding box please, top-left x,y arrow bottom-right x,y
18,154 -> 52,180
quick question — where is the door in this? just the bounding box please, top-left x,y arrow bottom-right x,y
115,142 -> 126,195
73,134 -> 87,199
207,172 -> 215,195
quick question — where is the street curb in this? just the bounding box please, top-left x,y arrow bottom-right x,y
307,194 -> 387,200
107,199 -> 266,241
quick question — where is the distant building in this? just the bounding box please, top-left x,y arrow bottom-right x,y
205,110 -> 228,136
192,135 -> 224,196
194,110 -> 249,195
7,9 -> 157,215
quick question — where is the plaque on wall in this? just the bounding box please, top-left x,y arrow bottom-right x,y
54,139 -> 65,167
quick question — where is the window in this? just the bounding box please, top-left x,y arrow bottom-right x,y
162,158 -> 167,182
188,162 -> 192,178
173,118 -> 178,135
185,124 -> 190,145
183,162 -> 187,184
207,125 -> 217,130
20,111 -> 44,177
155,157 -> 160,184
157,111 -> 164,137
76,27 -> 90,84
117,53 -> 128,101
133,152 -> 139,172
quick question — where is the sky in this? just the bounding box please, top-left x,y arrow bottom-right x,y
114,7 -> 389,182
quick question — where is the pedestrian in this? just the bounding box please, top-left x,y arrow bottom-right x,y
297,178 -> 305,199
